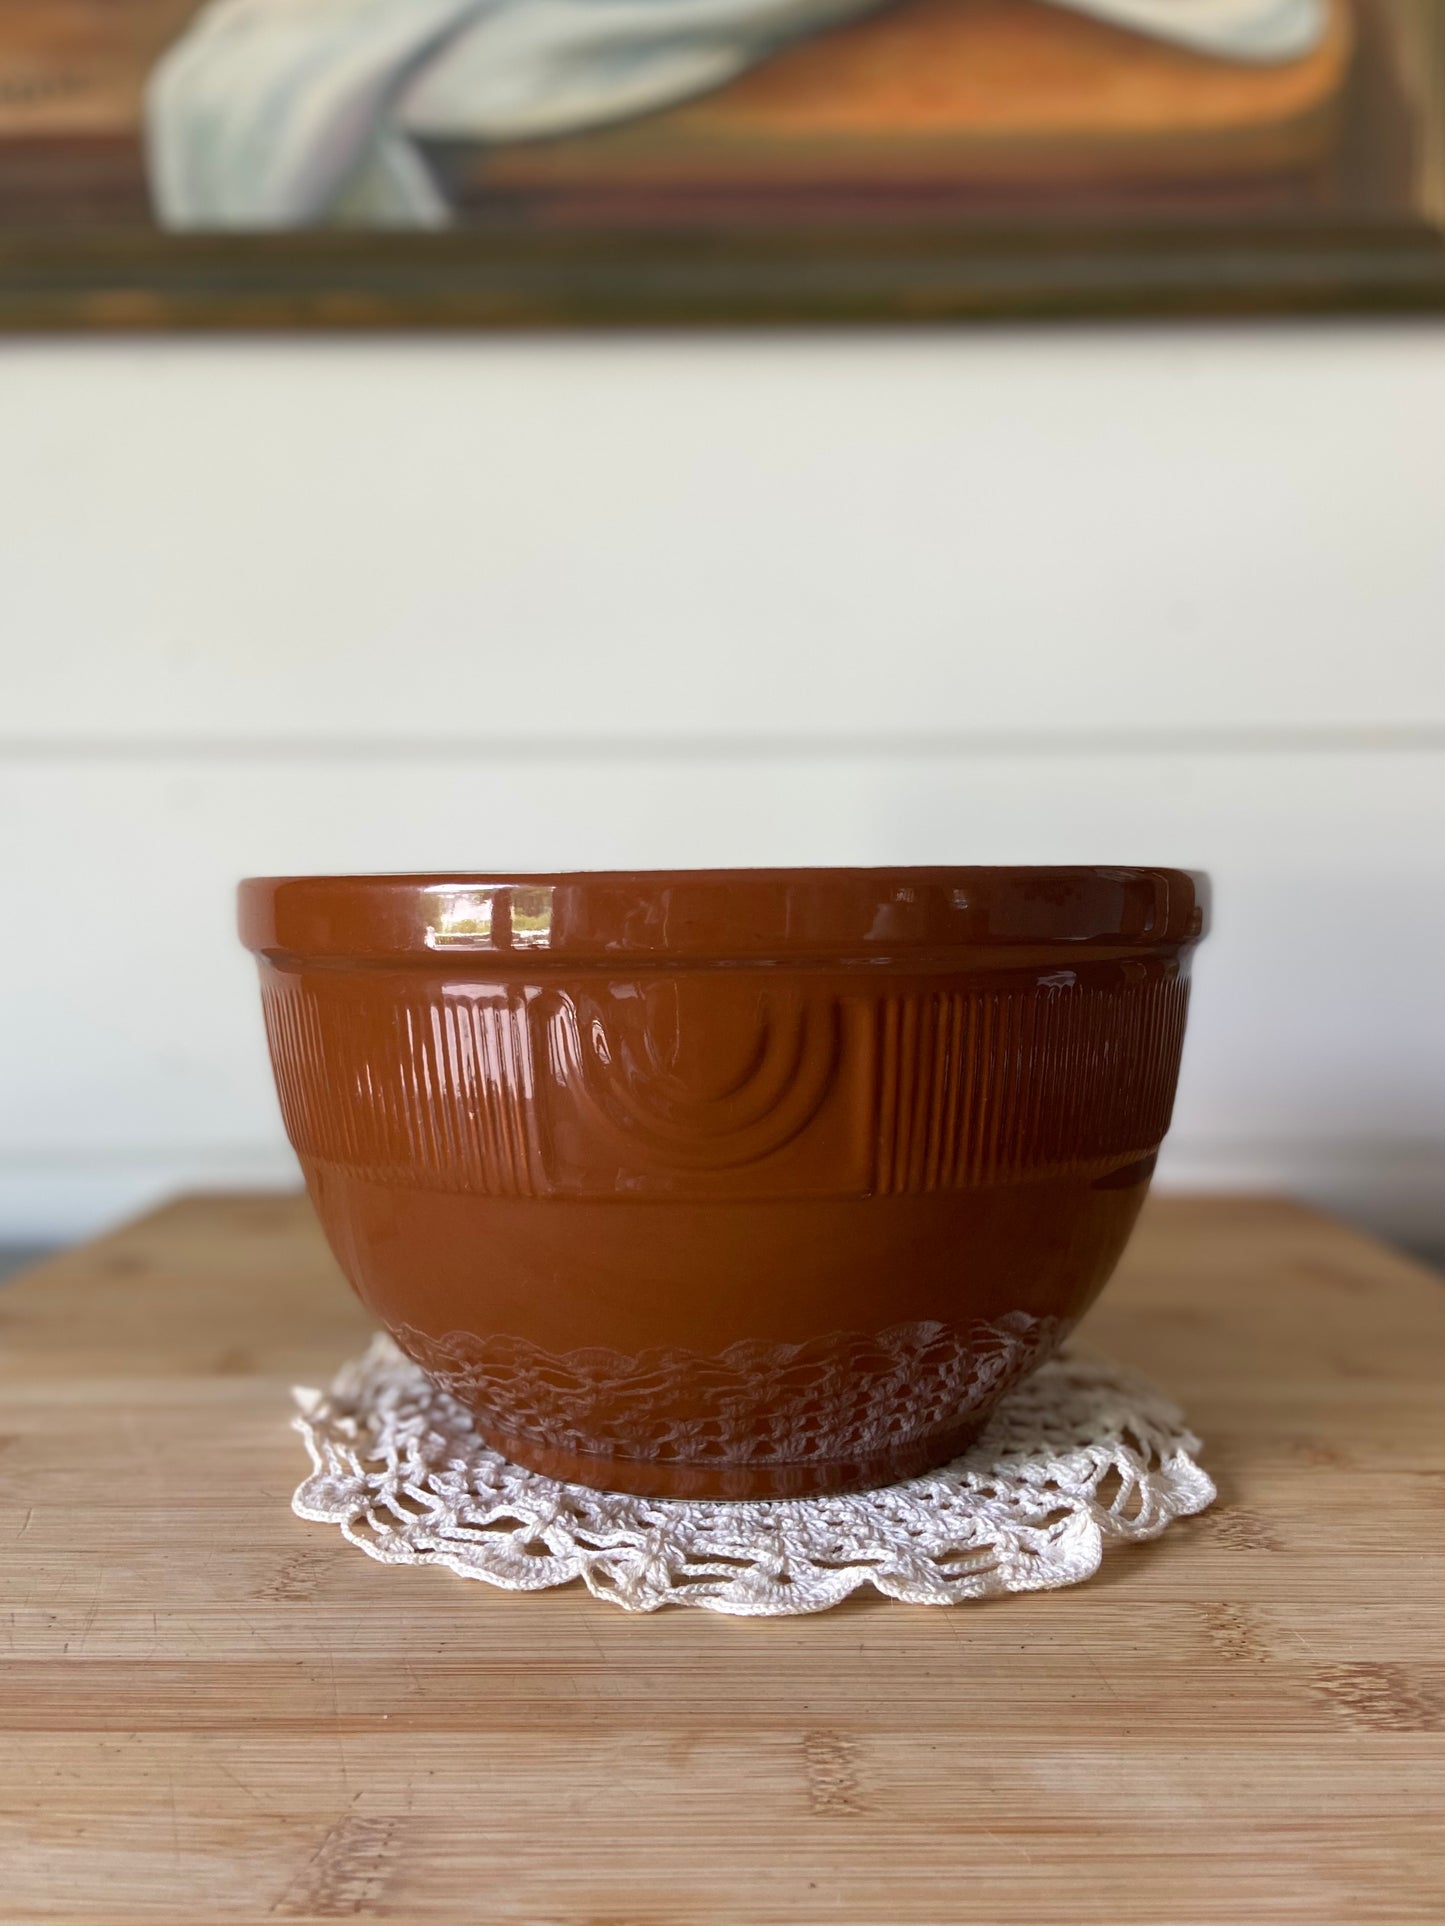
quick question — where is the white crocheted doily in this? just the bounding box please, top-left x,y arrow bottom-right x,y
292,1335 -> 1215,1616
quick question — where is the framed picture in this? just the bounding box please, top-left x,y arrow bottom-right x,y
1,0 -> 1440,327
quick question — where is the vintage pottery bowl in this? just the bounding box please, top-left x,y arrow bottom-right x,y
240,867 -> 1207,1499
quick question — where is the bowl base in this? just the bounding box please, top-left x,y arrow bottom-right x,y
468,1410 -> 989,1500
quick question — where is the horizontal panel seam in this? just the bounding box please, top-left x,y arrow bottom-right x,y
3,726 -> 1444,764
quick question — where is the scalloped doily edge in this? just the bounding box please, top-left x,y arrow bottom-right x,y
291,1335 -> 1216,1616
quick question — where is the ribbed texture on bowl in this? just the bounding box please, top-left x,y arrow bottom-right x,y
258,966 -> 1190,1200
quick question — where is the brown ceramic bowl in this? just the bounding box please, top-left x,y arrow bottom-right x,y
240,866 -> 1207,1499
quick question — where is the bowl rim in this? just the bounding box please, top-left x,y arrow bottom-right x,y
239,866 -> 1209,965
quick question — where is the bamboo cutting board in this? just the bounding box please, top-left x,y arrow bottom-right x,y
0,1193 -> 1440,1923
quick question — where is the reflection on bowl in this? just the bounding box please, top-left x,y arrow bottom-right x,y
240,866 -> 1207,1499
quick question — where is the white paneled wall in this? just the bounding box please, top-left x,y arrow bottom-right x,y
1,326 -> 1442,1254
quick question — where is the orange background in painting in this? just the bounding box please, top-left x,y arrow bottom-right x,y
0,0 -> 1351,180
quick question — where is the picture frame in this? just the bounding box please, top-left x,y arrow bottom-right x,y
1,0 -> 1440,328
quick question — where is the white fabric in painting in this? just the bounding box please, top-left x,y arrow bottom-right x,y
147,0 -> 1332,231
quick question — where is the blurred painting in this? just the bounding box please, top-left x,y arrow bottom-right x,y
0,0 -> 1440,323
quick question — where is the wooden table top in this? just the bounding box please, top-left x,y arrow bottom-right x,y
1,1193 -> 1440,1924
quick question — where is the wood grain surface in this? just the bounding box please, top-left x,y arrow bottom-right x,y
0,1193 -> 1440,1923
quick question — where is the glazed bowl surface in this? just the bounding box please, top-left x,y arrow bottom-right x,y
240,866 -> 1207,1498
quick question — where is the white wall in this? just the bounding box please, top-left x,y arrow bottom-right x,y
2,325 -> 1442,1255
